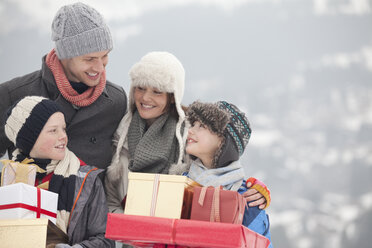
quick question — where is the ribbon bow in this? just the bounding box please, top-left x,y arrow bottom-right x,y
1,159 -> 46,186
1,158 -> 46,173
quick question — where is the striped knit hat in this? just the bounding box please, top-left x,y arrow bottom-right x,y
187,101 -> 252,168
5,96 -> 62,156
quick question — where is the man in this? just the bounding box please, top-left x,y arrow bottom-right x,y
0,2 -> 127,169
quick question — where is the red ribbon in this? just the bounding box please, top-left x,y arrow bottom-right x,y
170,218 -> 177,244
36,187 -> 41,218
0,187 -> 56,218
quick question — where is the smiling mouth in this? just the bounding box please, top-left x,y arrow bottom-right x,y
86,72 -> 99,80
55,144 -> 66,149
187,138 -> 196,144
141,103 -> 155,109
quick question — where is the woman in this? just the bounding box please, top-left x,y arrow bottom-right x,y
105,51 -> 186,213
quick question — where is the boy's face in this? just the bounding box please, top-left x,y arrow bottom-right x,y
29,112 -> 68,160
133,86 -> 169,126
186,121 -> 222,169
60,50 -> 109,87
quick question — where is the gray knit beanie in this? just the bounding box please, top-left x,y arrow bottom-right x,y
51,2 -> 113,59
187,101 -> 252,168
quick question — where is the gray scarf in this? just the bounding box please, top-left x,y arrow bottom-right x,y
188,159 -> 245,191
127,111 -> 179,173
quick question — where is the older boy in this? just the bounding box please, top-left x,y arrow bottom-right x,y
3,96 -> 114,247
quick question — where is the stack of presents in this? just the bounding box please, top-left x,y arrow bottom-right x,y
0,159 -> 68,247
0,159 -> 270,248
106,172 -> 270,248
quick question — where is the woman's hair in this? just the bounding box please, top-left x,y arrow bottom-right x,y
165,93 -> 189,119
167,93 -> 178,118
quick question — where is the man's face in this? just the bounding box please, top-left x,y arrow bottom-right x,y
60,50 -> 109,87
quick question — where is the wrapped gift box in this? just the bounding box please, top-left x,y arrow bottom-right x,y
190,186 -> 246,224
0,183 -> 58,224
0,218 -> 68,248
1,160 -> 37,186
125,172 -> 200,219
106,213 -> 270,248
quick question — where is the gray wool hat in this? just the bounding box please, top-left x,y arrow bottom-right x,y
51,2 -> 113,59
187,101 -> 252,168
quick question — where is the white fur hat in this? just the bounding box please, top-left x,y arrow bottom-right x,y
129,51 -> 185,117
128,51 -> 186,163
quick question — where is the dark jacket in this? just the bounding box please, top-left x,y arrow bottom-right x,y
0,55 -> 127,169
69,164 -> 114,247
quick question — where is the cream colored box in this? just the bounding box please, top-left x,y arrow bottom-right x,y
125,172 -> 200,219
0,218 -> 68,248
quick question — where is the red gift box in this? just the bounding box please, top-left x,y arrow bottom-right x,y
105,213 -> 174,245
106,213 -> 270,248
190,186 -> 246,224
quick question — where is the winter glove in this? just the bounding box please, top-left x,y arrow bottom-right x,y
246,177 -> 271,209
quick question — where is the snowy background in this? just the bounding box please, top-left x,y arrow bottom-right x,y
1,0 -> 372,247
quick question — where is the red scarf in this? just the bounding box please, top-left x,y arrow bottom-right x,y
46,49 -> 106,107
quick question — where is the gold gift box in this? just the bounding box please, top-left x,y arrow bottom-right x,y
1,160 -> 37,186
0,218 -> 68,248
125,172 -> 201,219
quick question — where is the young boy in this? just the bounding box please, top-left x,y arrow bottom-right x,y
3,96 -> 114,248
185,100 -> 272,246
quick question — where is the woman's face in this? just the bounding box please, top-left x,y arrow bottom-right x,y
133,86 -> 169,126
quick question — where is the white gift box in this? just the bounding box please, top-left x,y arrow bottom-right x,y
0,183 -> 58,224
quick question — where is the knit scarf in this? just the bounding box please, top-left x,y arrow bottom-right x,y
188,159 -> 245,191
46,49 -> 106,107
13,148 -> 80,233
127,111 -> 179,174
